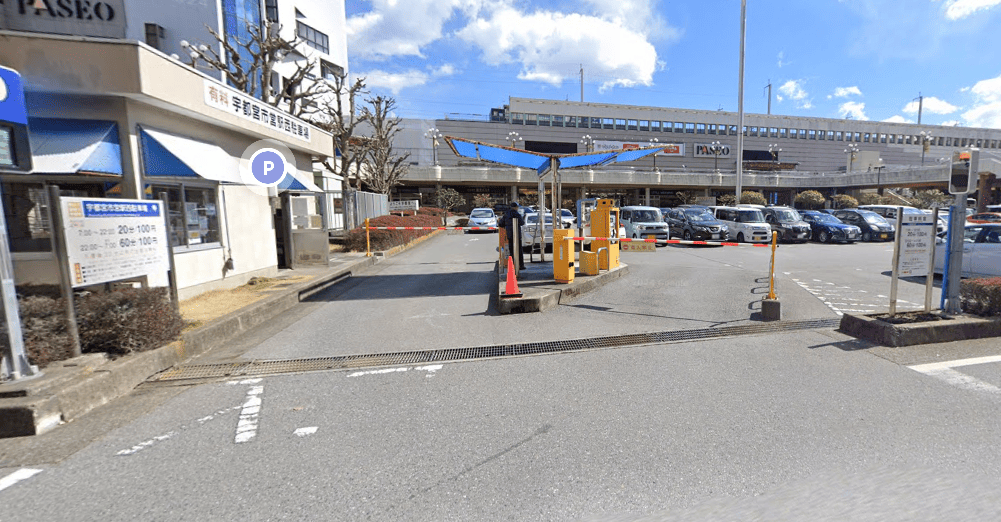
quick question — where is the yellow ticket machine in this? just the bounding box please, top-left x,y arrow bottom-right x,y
553,229 -> 575,283
591,199 -> 620,270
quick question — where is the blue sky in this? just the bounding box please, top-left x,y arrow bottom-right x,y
344,0 -> 1001,128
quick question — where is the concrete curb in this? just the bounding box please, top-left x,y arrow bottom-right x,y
0,232 -> 438,438
839,312 -> 1001,347
496,262 -> 630,314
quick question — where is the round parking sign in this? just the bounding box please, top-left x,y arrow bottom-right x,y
248,148 -> 288,187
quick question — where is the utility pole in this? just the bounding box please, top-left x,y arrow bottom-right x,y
580,64 -> 584,103
765,80 -> 772,115
735,0 -> 747,202
915,93 -> 924,125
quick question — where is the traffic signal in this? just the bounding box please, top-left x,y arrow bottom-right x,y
948,149 -> 979,195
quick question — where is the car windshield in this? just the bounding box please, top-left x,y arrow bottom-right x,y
902,208 -> 924,214
560,209 -> 573,217
737,209 -> 766,223
685,209 -> 715,222
470,210 -> 493,218
810,214 -> 841,224
860,211 -> 887,224
632,210 -> 661,222
772,209 -> 801,222
526,214 -> 554,225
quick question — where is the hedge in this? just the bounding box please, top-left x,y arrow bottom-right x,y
17,286 -> 183,368
961,277 -> 1001,317
345,212 -> 445,251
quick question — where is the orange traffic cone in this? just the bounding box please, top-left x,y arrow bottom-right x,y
502,256 -> 523,298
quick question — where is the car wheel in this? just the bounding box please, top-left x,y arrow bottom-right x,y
818,230 -> 830,244
862,231 -> 872,242
737,232 -> 745,243
683,230 -> 692,240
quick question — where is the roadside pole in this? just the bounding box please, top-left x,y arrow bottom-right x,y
768,231 -> 777,300
47,187 -> 83,357
889,209 -> 904,317
944,194 -> 966,314
924,208 -> 938,312
0,184 -> 39,381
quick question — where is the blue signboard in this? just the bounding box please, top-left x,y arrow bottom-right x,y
0,65 -> 31,172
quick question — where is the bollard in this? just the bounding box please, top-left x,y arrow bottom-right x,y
762,231 -> 781,321
365,218 -> 371,257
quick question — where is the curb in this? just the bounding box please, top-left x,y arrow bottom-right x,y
496,263 -> 630,314
0,232 -> 438,438
839,312 -> 1001,347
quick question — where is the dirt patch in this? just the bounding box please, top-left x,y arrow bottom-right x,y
179,275 -> 313,324
329,243 -> 347,253
873,311 -> 948,325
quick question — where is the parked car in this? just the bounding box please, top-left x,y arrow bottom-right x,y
800,210 -> 861,243
466,207 -> 498,232
832,209 -> 895,242
934,223 -> 1001,278
556,208 -> 577,228
521,212 -> 555,252
968,212 -> 1001,223
620,206 -> 670,243
710,206 -> 771,243
762,206 -> 812,243
665,208 -> 729,241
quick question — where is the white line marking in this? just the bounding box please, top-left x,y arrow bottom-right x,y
348,364 -> 444,378
0,468 -> 43,492
910,367 -> 1001,396
227,378 -> 262,385
117,405 -> 241,456
293,427 -> 318,437
235,385 -> 264,444
909,355 -> 1001,373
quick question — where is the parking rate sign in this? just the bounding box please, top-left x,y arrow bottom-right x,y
896,213 -> 935,277
60,197 -> 170,287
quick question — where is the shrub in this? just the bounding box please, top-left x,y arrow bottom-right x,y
17,287 -> 183,368
345,212 -> 444,251
832,194 -> 859,209
795,190 -> 826,209
740,191 -> 767,205
910,189 -> 952,209
858,193 -> 888,205
717,194 -> 736,207
961,277 -> 1001,317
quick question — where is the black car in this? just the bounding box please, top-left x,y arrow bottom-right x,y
762,206 -> 812,243
832,209 -> 896,242
665,207 -> 729,241
800,210 -> 862,243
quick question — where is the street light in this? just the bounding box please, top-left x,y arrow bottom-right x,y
844,143 -> 859,172
507,131 -> 523,149
874,158 -> 885,195
710,140 -> 724,174
579,134 -> 594,153
768,143 -> 782,164
649,137 -> 660,171
424,128 -> 442,166
919,131 -> 933,166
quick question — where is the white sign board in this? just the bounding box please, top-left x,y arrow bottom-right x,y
896,213 -> 934,277
59,197 -> 169,288
389,200 -> 419,212
594,140 -> 684,156
204,80 -> 312,142
693,143 -> 733,158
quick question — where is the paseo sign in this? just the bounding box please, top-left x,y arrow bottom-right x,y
694,143 -> 732,158
3,0 -> 126,38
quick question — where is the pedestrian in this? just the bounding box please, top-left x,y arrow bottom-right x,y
499,201 -> 525,270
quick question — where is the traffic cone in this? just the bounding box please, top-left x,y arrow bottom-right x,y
502,256 -> 523,298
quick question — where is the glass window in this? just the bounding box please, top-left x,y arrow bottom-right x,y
779,128 -> 787,138
615,119 -> 627,130
977,139 -> 983,147
511,113 -> 524,124
827,131 -> 835,140
879,133 -> 886,143
799,129 -> 807,139
526,114 -> 538,126
320,60 -> 344,81
729,125 -> 738,135
938,137 -> 945,146
770,128 -> 779,137
639,120 -> 649,131
603,118 -> 614,129
864,133 -> 871,143
264,0 -> 278,22
685,123 -> 695,133
591,117 -> 602,128
697,123 -> 706,134
836,131 -> 843,141
628,119 -> 638,131
538,114 -> 551,127
742,126 -> 748,136
946,137 -> 952,146
674,122 -> 684,133
708,124 -> 717,135
808,130 -> 817,140
150,184 -> 220,248
296,21 -> 329,54
565,116 -> 576,127
3,182 -> 102,252
651,121 -> 661,132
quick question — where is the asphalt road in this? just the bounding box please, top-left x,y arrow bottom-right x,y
4,233 -> 1001,521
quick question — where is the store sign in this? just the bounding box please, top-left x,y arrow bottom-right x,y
389,200 -> 419,212
59,197 -> 169,288
0,66 -> 31,172
594,140 -> 684,156
204,80 -> 312,143
694,143 -> 732,158
895,213 -> 934,277
2,0 -> 126,38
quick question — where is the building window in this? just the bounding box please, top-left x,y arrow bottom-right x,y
880,133 -> 886,143
511,113 -> 524,124
602,118 -> 614,130
149,184 -> 220,248
144,23 -> 165,50
938,137 -> 945,146
729,125 -> 738,135
708,124 -> 717,135
3,182 -> 102,253
779,128 -> 787,138
538,114 -> 551,127
628,119 -> 638,131
526,114 -> 538,126
697,123 -> 706,134
639,120 -> 649,131
296,21 -> 329,54
808,130 -> 816,140
685,123 -> 695,133
742,126 -> 748,136
565,116 -> 577,127
591,117 -> 602,128
674,122 -> 685,133
863,133 -> 870,143
223,0 -> 263,96
613,119 -> 625,130
651,121 -> 661,132
835,131 -> 842,141
265,0 -> 278,22
977,138 -> 983,147
552,115 -> 564,127
320,60 -> 344,81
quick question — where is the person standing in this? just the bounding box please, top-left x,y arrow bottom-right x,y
500,202 -> 525,270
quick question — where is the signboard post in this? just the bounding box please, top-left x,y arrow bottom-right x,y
889,207 -> 935,317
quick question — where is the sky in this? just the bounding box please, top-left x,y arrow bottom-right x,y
344,0 -> 1001,129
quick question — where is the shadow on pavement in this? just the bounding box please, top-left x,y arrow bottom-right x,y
566,303 -> 751,327
807,338 -> 875,351
303,272 -> 493,301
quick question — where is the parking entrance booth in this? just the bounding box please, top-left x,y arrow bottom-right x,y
553,229 -> 574,283
591,199 -> 620,270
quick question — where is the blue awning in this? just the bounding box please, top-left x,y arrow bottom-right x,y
28,118 -> 122,176
139,127 -> 241,183
444,136 -> 664,175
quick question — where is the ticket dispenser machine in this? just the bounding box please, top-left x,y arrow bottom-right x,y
591,199 -> 620,270
552,229 -> 574,283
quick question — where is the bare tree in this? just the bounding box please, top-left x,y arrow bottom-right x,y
361,95 -> 410,195
182,19 -> 327,117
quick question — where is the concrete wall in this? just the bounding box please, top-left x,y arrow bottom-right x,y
124,0 -> 223,63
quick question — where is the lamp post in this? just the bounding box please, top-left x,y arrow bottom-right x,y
874,159 -> 885,195
768,143 -> 782,165
649,137 -> 660,171
579,134 -> 594,153
844,143 -> 859,172
710,141 -> 723,174
425,128 -> 442,166
507,131 -> 523,149
919,131 -> 933,165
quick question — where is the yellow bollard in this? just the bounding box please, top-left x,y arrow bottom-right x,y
768,230 -> 777,300
365,218 -> 371,257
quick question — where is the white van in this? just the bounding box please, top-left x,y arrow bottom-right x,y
620,206 -> 670,242
711,206 -> 771,243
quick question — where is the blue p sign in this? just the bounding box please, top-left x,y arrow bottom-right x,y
249,148 -> 288,186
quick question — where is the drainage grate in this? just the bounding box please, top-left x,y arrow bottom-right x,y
147,318 -> 840,383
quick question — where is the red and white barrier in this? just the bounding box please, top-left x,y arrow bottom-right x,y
569,236 -> 771,247
365,226 -> 498,231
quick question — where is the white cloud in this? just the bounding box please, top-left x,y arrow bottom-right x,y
432,64 -> 457,77
882,115 -> 914,123
347,0 -> 480,60
581,0 -> 678,40
777,51 -> 788,68
943,0 -> 1001,20
778,80 -> 812,109
358,69 -> 431,94
457,7 -> 663,91
961,73 -> 1001,127
828,86 -> 862,99
839,101 -> 869,120
903,96 -> 960,115
940,120 -> 962,126
776,94 -> 784,102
